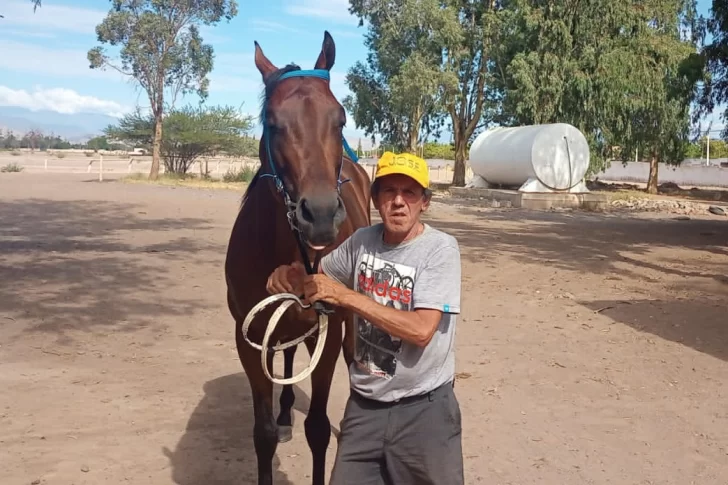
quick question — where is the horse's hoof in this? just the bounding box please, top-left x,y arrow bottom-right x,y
278,425 -> 293,443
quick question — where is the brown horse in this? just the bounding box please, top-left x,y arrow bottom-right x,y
225,31 -> 371,485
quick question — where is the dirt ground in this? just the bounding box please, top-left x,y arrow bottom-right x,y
1,172 -> 727,485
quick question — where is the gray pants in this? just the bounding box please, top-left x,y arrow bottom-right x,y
329,382 -> 464,485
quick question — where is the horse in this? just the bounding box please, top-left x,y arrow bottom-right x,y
224,31 -> 372,485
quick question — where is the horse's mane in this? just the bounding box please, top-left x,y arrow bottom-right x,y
240,63 -> 303,210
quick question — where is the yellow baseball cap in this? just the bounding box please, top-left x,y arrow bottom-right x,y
374,151 -> 429,189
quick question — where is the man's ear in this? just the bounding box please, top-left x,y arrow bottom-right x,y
421,190 -> 432,212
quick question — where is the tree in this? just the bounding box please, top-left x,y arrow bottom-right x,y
492,0 -> 701,190
345,0 -> 456,153
105,104 -> 253,174
88,0 -> 238,180
699,1 -> 728,138
346,1 -> 501,185
438,0 -> 503,186
87,136 -> 110,152
602,0 -> 702,193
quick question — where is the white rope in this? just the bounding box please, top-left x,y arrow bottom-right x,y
241,293 -> 329,385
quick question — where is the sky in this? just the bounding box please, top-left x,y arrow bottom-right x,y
0,0 -> 723,145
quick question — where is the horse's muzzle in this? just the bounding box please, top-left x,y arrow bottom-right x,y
296,192 -> 347,248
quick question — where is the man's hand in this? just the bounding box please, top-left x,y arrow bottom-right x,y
266,261 -> 307,296
303,274 -> 350,306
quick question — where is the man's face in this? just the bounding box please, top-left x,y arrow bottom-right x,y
373,174 -> 430,236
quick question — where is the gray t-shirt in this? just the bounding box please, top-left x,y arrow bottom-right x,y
320,223 -> 461,402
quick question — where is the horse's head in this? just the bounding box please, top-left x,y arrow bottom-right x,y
255,31 -> 348,250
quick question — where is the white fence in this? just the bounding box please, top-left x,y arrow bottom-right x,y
0,153 -> 469,184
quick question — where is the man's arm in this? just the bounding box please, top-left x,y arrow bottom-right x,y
304,243 -> 462,348
337,289 -> 442,348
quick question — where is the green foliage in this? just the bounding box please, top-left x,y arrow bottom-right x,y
0,129 -> 72,150
106,105 -> 254,173
346,1 -> 505,185
492,0 -> 701,186
602,1 -> 701,192
223,166 -> 256,183
345,0 -> 456,152
1,163 -> 23,173
87,136 -> 110,152
684,139 -> 728,158
423,142 -> 455,160
88,0 -> 237,112
88,0 -> 238,177
699,1 -> 728,138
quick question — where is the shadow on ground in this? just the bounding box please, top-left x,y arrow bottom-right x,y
580,299 -> 728,362
0,198 -> 222,342
164,373 -> 324,485
427,201 -> 728,285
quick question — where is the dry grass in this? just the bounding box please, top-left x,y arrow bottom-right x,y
589,181 -> 728,204
121,173 -> 248,191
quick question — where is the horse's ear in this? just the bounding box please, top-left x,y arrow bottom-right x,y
314,31 -> 336,71
254,41 -> 277,79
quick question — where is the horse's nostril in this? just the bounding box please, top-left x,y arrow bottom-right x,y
299,198 -> 315,223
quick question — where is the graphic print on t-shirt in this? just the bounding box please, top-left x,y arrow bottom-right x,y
354,253 -> 416,379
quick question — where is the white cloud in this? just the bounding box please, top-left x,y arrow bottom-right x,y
0,85 -> 130,117
0,40 -> 125,82
0,0 -> 105,35
251,19 -> 306,34
208,52 -> 262,94
208,74 -> 262,94
284,0 -> 357,23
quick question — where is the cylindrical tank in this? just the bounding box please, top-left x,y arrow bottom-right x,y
468,123 -> 590,191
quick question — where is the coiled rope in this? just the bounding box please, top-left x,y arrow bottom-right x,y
241,293 -> 329,385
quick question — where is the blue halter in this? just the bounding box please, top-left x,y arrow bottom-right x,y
258,68 -> 360,280
258,68 -> 359,199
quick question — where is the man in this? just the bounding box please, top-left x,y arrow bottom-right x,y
266,151 -> 464,484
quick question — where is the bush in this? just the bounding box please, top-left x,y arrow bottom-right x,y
223,165 -> 256,183
1,162 -> 23,172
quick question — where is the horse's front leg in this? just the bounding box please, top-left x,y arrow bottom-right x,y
237,331 -> 278,485
303,315 -> 343,485
276,346 -> 297,442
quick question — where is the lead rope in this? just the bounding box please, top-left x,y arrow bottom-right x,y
241,293 -> 329,385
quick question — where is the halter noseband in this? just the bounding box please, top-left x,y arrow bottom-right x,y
258,68 -> 360,280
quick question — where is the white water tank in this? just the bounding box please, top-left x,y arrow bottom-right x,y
468,123 -> 590,192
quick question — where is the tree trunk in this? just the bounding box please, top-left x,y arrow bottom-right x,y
149,114 -> 163,180
646,154 -> 658,194
407,128 -> 419,155
452,135 -> 468,186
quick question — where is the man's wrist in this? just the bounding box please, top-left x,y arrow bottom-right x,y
337,286 -> 362,309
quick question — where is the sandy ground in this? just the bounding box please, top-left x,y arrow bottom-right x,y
1,172 -> 727,485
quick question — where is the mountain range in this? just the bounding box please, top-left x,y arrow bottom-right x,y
0,107 -> 117,143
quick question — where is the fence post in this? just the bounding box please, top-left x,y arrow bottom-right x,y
99,154 -> 104,181
44,158 -> 48,171
128,158 -> 133,173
